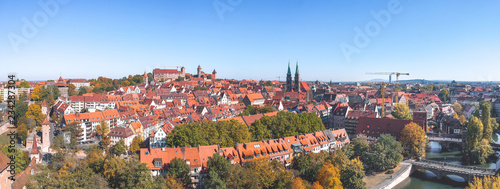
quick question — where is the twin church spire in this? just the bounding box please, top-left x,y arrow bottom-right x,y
286,61 -> 301,92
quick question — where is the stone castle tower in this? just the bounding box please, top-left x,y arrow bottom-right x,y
41,118 -> 51,153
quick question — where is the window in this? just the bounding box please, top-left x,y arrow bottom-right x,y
154,159 -> 162,167
254,144 -> 260,148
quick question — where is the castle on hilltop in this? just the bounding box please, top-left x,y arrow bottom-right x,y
152,65 -> 216,82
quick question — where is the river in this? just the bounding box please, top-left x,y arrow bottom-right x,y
394,133 -> 500,189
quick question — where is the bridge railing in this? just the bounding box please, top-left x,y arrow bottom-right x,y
426,133 -> 462,138
427,137 -> 462,142
411,159 -> 496,175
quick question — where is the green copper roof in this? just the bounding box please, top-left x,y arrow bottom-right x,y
295,61 -> 299,75
287,61 -> 291,75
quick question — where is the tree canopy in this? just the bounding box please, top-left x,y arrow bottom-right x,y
399,122 -> 427,159
166,120 -> 251,148
365,134 -> 403,172
391,103 -> 413,120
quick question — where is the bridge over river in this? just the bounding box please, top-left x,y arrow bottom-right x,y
407,159 -> 497,182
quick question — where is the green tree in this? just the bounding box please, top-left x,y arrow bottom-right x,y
366,134 -> 403,172
250,119 -> 272,141
391,103 -> 413,120
78,86 -> 88,95
399,122 -> 427,159
111,139 -> 127,155
344,134 -> 369,159
0,145 -> 29,173
167,157 -> 192,188
327,151 -> 366,189
64,122 -> 82,151
479,101 -> 499,142
466,116 -> 484,152
84,145 -> 105,174
50,86 -> 61,99
14,98 -> 28,125
292,152 -> 329,182
438,89 -> 449,102
18,80 -> 30,88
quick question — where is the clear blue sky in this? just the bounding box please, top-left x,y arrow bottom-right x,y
1,0 -> 499,82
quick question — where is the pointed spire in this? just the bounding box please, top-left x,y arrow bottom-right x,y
287,61 -> 291,75
42,117 -> 50,125
295,60 -> 299,75
30,135 -> 40,155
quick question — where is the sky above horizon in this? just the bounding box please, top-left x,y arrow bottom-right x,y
1,0 -> 500,82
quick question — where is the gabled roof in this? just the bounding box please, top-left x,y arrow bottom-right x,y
241,114 -> 263,126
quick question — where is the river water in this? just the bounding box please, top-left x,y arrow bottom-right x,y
394,133 -> 500,189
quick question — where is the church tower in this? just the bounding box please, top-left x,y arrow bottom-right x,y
294,61 -> 301,92
41,118 -> 51,152
286,61 -> 292,92
142,71 -> 148,85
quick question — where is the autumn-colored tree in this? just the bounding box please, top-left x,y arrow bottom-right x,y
103,155 -> 126,180
317,162 -> 343,189
83,145 -> 104,174
391,103 -> 413,120
244,157 -> 292,189
459,114 -> 467,126
58,162 -> 74,177
290,177 -> 307,189
400,122 -> 427,159
31,85 -> 43,101
26,103 -> 45,126
165,176 -> 184,189
327,152 -> 366,189
17,123 -> 28,145
129,135 -> 143,153
122,80 -> 131,86
453,102 -> 463,114
96,120 -> 109,140
100,136 -> 111,150
292,151 -> 329,182
68,84 -> 78,96
311,181 -> 325,189
467,175 -> 500,189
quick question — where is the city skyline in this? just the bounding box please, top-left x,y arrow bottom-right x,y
1,1 -> 500,82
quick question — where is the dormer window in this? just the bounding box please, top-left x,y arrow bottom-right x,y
153,158 -> 162,168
